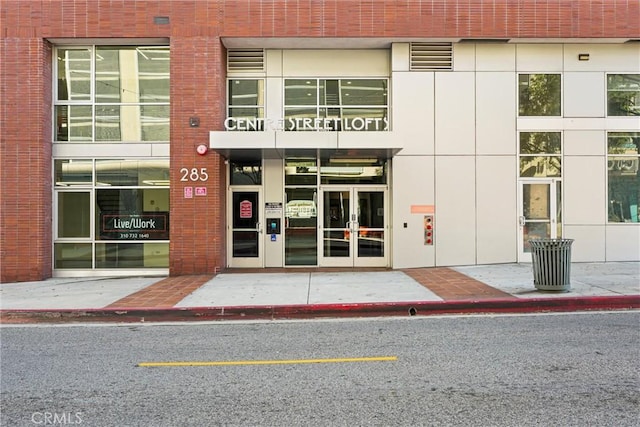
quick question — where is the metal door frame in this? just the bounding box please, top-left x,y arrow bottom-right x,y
318,186 -> 388,267
517,179 -> 561,263
227,187 -> 263,268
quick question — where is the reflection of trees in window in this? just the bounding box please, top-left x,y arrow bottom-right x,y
230,161 -> 262,185
607,133 -> 639,223
519,132 -> 561,177
519,74 -> 561,116
608,74 -> 640,116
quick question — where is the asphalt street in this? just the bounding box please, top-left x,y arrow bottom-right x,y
1,313 -> 639,426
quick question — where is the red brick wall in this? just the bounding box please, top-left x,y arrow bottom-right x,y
217,0 -> 639,38
169,37 -> 227,276
1,0 -> 638,281
0,38 -> 53,283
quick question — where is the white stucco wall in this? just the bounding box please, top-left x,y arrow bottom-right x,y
390,42 -> 639,267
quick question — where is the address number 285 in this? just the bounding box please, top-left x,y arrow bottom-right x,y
180,167 -> 209,182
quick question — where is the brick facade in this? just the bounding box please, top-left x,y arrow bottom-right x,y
1,1 -> 638,282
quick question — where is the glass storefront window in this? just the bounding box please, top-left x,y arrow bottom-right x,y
54,243 -> 93,269
95,242 -> 169,268
55,45 -> 170,142
519,132 -> 562,177
96,188 -> 169,241
518,74 -> 561,116
53,159 -> 170,269
607,74 -> 640,116
57,192 -> 91,238
608,132 -> 640,223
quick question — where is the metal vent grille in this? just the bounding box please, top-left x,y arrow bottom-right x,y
227,49 -> 265,73
410,42 -> 453,71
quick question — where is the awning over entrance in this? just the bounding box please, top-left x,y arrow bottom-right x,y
209,130 -> 403,161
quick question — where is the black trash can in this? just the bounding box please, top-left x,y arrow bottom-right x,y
529,238 -> 574,292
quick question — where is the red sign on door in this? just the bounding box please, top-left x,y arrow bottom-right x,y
239,200 -> 253,218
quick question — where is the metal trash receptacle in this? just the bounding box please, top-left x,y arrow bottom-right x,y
529,238 -> 574,292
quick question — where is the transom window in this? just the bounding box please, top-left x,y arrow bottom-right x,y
229,160 -> 262,185
284,156 -> 387,185
519,132 -> 562,177
284,79 -> 388,131
55,46 -> 170,142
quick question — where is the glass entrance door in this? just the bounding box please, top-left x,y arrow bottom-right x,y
518,179 -> 561,262
284,188 -> 318,266
319,187 -> 387,267
229,190 -> 263,268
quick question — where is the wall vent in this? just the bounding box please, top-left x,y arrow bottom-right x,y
410,42 -> 453,71
227,49 -> 265,73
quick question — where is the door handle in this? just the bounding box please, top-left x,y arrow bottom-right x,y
256,222 -> 262,233
518,216 -> 526,227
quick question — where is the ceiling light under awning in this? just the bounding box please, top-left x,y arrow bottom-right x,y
329,157 -> 379,164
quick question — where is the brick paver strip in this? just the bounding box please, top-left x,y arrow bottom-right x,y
106,267 -> 509,309
107,275 -> 214,308
403,267 -> 512,300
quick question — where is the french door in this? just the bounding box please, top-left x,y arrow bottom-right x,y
319,187 -> 388,267
228,189 -> 263,268
518,179 -> 562,262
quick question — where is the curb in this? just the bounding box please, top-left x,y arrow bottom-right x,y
1,295 -> 639,324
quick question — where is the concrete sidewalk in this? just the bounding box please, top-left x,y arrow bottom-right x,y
1,262 -> 638,323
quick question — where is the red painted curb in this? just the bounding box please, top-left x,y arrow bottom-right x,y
1,295 -> 639,324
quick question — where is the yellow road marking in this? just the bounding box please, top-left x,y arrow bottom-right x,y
137,356 -> 397,367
